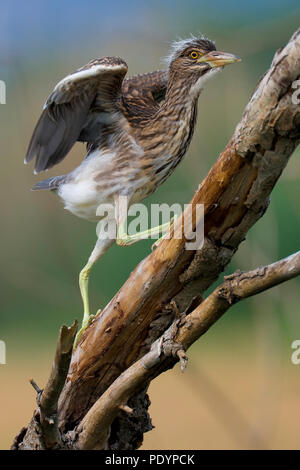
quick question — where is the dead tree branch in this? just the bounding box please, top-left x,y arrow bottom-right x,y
12,322 -> 77,450
75,251 -> 300,450
38,321 -> 78,448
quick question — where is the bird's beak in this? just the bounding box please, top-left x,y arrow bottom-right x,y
198,51 -> 241,68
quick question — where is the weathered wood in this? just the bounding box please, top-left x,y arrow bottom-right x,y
12,322 -> 77,450
75,251 -> 300,450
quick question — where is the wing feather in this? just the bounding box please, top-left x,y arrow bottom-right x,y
25,58 -> 128,173
123,70 -> 168,105
25,61 -> 168,175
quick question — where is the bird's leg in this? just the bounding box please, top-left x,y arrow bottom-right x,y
115,194 -> 178,246
151,229 -> 173,251
74,236 -> 114,347
116,216 -> 177,247
79,261 -> 93,328
151,214 -> 180,250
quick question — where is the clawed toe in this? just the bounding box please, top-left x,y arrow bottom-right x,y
73,324 -> 88,348
73,309 -> 102,349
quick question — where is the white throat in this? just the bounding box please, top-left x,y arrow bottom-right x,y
190,67 -> 221,98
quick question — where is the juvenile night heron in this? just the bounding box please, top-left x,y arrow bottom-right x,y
25,37 -> 240,343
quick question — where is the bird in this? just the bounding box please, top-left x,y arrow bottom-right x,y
25,36 -> 240,345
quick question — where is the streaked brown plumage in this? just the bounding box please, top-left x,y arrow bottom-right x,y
25,36 -> 240,341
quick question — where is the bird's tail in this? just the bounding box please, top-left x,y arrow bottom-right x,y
32,175 -> 67,191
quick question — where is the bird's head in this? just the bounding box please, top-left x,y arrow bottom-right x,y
165,36 -> 240,94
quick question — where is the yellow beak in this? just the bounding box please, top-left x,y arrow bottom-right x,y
198,51 -> 241,68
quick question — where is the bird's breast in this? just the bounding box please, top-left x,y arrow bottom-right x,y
138,103 -> 197,189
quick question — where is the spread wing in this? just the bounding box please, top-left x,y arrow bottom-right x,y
25,57 -> 128,174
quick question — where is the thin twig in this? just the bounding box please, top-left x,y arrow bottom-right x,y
119,404 -> 133,414
176,251 -> 300,349
29,379 -> 42,396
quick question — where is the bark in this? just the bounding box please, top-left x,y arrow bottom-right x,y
12,323 -> 77,450
12,28 -> 300,450
75,251 -> 300,450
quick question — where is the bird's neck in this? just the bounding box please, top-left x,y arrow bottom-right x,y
150,72 -> 200,157
164,70 -> 203,105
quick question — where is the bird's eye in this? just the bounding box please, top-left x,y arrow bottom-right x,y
190,51 -> 199,59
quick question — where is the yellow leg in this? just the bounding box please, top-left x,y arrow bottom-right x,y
79,262 -> 93,326
74,262 -> 94,347
74,237 -> 114,348
116,216 -> 177,247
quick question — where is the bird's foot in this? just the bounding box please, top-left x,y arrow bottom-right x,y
151,233 -> 166,251
73,312 -> 92,348
92,308 -> 102,320
73,323 -> 88,349
73,309 -> 102,349
117,216 -> 178,247
151,216 -> 178,251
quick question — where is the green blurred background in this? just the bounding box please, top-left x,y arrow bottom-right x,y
1,0 -> 300,450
